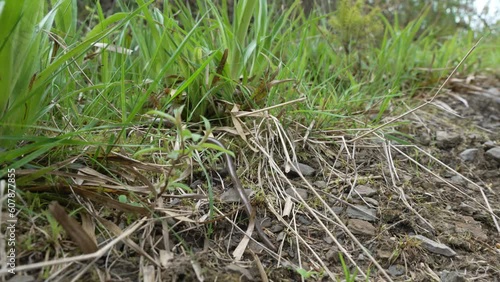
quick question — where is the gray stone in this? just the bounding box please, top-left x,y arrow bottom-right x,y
297,215 -> 312,225
450,175 -> 466,185
313,180 -> 327,189
364,197 -> 379,207
346,205 -> 377,222
436,131 -> 462,149
285,187 -> 308,200
440,270 -> 467,282
410,235 -> 456,257
325,248 -> 338,261
347,219 -> 376,236
387,264 -> 405,277
467,133 -> 481,142
260,217 -> 273,228
248,240 -> 265,253
485,147 -> 500,162
323,235 -> 334,244
290,162 -> 316,176
377,249 -> 392,260
331,206 -> 344,214
459,148 -> 479,162
483,141 -> 496,149
488,87 -> 500,95
353,185 -> 376,197
220,188 -> 254,203
276,232 -> 286,241
418,132 -> 431,146
271,224 -> 284,233
458,202 -> 474,215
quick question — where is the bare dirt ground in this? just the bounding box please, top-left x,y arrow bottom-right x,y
3,75 -> 499,281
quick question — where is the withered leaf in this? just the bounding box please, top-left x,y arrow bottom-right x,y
49,201 -> 98,254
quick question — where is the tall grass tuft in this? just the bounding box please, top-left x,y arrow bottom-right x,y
0,0 -> 50,149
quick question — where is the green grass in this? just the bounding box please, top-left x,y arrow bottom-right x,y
1,0 -> 497,161
1,0 -> 498,279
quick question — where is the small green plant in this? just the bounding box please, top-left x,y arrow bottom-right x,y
339,252 -> 358,282
389,235 -> 422,264
45,210 -> 64,244
296,267 -> 322,280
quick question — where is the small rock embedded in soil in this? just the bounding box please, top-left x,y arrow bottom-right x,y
276,231 -> 286,242
485,146 -> 500,162
458,202 -> 474,215
363,197 -> 379,207
483,140 -> 496,149
285,187 -> 308,200
330,206 -> 344,214
435,131 -> 463,149
459,148 -> 479,162
417,132 -> 431,146
353,185 -> 376,197
325,248 -> 339,261
387,264 -> 405,277
488,87 -> 500,95
288,162 -> 316,176
450,175 -> 466,185
347,219 -> 376,236
297,215 -> 312,225
467,133 -> 483,144
440,270 -> 467,282
260,217 -> 273,228
248,240 -> 265,253
377,249 -> 392,260
323,235 -> 334,244
313,180 -> 327,189
410,235 -> 456,257
220,188 -> 254,203
271,224 -> 284,233
346,205 -> 377,222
